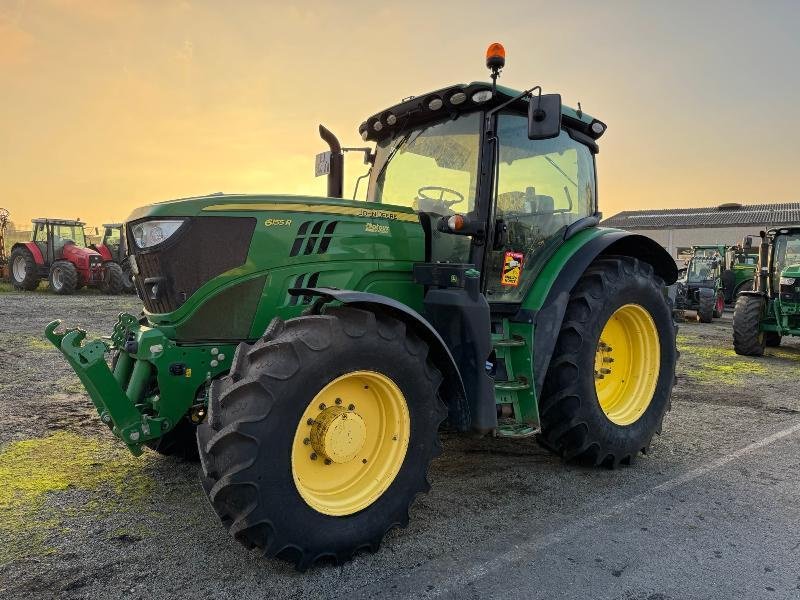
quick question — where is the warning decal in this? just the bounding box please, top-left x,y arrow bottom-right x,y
501,251 -> 524,286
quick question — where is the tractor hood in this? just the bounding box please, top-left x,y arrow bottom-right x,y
782,264 -> 800,278
126,193 -> 385,222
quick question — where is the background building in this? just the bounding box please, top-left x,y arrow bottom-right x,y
601,202 -> 800,263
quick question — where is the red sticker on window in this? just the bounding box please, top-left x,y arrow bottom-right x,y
501,251 -> 524,286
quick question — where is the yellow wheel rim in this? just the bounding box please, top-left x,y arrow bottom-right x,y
291,371 -> 410,516
594,304 -> 660,426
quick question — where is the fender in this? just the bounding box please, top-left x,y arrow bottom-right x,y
531,230 -> 678,398
12,241 -> 44,265
292,287 -> 469,429
93,243 -> 114,262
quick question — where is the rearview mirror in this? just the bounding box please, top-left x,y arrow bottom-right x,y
528,93 -> 562,140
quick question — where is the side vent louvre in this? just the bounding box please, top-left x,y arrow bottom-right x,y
289,220 -> 338,257
289,272 -> 322,305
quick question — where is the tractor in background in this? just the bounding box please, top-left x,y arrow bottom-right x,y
91,223 -> 136,294
734,227 -> 800,354
47,44 -> 678,569
10,218 -> 124,294
674,242 -> 758,322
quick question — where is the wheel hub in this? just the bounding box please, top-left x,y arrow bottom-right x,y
311,406 -> 367,464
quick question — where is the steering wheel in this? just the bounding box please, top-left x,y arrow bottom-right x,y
416,186 -> 464,210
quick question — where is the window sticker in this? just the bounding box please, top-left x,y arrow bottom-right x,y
501,251 -> 524,286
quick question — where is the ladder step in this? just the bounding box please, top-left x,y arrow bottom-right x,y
493,337 -> 526,347
494,378 -> 530,391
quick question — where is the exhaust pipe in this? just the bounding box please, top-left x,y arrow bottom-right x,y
318,125 -> 344,199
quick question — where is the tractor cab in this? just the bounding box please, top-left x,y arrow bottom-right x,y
94,223 -> 124,263
357,81 -> 604,308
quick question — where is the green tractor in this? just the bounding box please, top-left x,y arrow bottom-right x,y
47,45 -> 678,569
733,227 -> 800,355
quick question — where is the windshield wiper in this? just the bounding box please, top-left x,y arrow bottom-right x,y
544,156 -> 577,187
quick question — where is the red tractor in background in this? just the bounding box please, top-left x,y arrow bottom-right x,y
9,218 -> 124,295
91,223 -> 136,294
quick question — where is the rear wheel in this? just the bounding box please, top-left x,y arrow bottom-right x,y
539,256 -> 676,467
197,306 -> 446,569
48,261 -> 78,295
100,261 -> 124,294
9,247 -> 40,290
733,295 -> 766,356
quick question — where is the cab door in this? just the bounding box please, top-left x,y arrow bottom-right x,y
484,113 -> 597,306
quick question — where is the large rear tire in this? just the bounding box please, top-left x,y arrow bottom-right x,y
9,247 -> 40,291
197,306 -> 446,570
48,261 -> 78,295
100,261 -> 124,294
733,295 -> 766,356
539,256 -> 677,467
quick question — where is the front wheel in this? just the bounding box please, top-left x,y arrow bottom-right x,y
197,306 -> 446,570
48,261 -> 78,295
697,288 -> 715,323
539,256 -> 677,467
100,261 -> 124,294
713,291 -> 725,318
121,259 -> 136,294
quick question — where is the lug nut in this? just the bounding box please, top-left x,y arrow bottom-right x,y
348,404 -> 355,411
595,372 -> 605,380
319,403 -> 326,410
335,398 -> 342,405
603,357 -> 615,363
310,453 -> 317,460
600,368 -> 611,375
307,418 -> 315,426
324,458 -> 332,465
303,438 -> 310,445
362,458 -> 368,464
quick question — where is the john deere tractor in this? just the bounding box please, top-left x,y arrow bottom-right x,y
91,223 -> 136,294
733,227 -> 800,355
10,218 -> 124,294
47,45 -> 678,569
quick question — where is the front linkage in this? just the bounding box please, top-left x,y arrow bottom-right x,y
45,314 -> 235,455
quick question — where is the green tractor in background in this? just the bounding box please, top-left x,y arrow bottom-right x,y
733,227 -> 800,355
47,45 -> 678,569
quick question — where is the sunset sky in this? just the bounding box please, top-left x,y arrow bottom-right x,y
1,0 -> 799,230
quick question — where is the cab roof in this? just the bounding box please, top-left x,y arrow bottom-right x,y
359,81 -> 605,144
32,218 -> 85,226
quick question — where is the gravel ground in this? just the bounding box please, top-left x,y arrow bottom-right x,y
1,292 -> 799,600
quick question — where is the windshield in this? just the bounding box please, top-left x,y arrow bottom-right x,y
735,253 -> 757,266
773,233 -> 800,289
368,112 -> 481,214
54,224 -> 86,248
687,257 -> 718,282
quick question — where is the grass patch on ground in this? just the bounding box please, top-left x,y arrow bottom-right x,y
678,341 -> 769,382
0,431 -> 154,565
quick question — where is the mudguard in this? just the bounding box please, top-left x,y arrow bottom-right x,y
532,231 -> 678,398
292,287 -> 470,430
12,241 -> 44,264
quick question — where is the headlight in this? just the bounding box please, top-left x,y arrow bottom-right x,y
780,277 -> 796,286
131,219 -> 184,249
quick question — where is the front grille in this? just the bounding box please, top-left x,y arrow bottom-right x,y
129,216 -> 256,313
